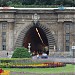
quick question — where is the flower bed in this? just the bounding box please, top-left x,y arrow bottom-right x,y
0,68 -> 10,75
0,59 -> 66,68
10,62 -> 66,68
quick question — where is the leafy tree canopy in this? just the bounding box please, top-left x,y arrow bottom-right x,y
0,0 -> 75,7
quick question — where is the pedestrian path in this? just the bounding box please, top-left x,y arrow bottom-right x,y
10,71 -> 75,75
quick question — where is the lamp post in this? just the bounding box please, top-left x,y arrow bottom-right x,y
54,45 -> 56,52
72,46 -> 75,58
72,41 -> 75,58
28,43 -> 31,53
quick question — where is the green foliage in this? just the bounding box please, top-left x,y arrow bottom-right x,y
12,47 -> 31,58
9,4 -> 58,8
6,1 -> 12,6
0,0 -> 75,7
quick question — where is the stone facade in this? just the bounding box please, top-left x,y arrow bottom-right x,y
0,8 -> 75,57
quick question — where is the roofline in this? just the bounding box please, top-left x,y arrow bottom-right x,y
0,7 -> 75,10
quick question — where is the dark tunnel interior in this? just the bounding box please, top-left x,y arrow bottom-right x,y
23,26 -> 49,55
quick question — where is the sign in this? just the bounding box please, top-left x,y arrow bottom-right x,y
32,13 -> 40,24
72,46 -> 75,49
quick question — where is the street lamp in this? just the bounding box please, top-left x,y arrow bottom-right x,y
72,45 -> 75,58
28,43 -> 31,53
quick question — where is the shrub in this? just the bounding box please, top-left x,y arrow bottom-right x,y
12,47 -> 31,58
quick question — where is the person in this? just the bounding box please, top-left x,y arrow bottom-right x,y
37,53 -> 39,59
7,52 -> 8,56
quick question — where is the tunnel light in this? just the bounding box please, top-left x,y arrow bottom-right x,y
35,28 -> 44,44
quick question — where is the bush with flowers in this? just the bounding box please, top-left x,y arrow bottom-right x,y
0,68 -> 10,75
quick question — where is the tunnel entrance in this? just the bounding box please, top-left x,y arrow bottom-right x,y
23,26 -> 49,55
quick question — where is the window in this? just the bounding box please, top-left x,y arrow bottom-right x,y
2,32 -> 6,50
2,32 -> 6,39
66,35 -> 69,40
65,24 -> 70,33
2,22 -> 7,29
66,33 -> 70,41
1,22 -> 7,50
66,46 -> 69,51
65,23 -> 70,51
2,45 -> 6,50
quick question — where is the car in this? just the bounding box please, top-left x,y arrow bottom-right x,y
41,53 -> 48,59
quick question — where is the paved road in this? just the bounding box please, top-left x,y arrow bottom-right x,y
32,56 -> 75,63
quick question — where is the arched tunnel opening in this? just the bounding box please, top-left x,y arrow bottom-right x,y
23,26 -> 49,55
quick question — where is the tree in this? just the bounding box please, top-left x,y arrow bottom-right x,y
0,0 -> 75,7
6,1 -> 12,6
0,0 -> 9,6
55,0 -> 75,6
22,0 -> 35,5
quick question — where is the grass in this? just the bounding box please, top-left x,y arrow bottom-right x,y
2,64 -> 75,74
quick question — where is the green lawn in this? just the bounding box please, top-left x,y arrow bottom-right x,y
3,64 -> 75,74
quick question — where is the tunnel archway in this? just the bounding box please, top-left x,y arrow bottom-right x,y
15,23 -> 56,55
23,26 -> 49,55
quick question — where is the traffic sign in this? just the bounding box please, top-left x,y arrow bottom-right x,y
72,46 -> 75,49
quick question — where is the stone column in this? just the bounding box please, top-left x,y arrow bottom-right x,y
0,23 -> 2,50
7,22 -> 14,51
57,23 -> 64,52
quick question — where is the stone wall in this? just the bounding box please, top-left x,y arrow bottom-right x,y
0,8 -> 75,53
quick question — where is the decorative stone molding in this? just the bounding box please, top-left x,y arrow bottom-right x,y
15,22 -> 57,52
